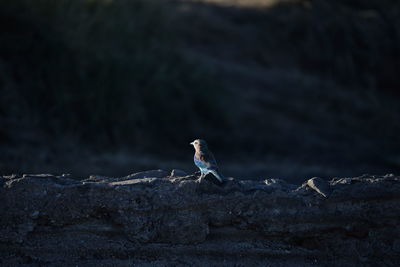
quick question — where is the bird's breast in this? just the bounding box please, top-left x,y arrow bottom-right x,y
194,155 -> 207,168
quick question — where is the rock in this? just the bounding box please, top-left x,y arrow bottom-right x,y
240,180 -> 266,191
170,169 -> 188,177
87,175 -> 111,182
0,173 -> 399,266
110,177 -> 161,186
264,178 -> 296,191
393,239 -> 400,253
203,172 -> 224,185
306,177 -> 331,197
30,211 -> 40,219
197,177 -> 225,194
124,169 -> 169,179
22,174 -> 55,178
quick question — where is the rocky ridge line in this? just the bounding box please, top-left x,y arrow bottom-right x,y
0,171 -> 399,266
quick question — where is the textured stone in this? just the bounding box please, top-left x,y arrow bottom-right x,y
124,169 -> 169,179
0,173 -> 399,265
306,177 -> 331,197
170,169 -> 188,177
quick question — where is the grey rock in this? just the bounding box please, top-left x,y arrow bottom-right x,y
22,173 -> 55,178
264,178 -> 296,191
170,169 -> 188,177
240,180 -> 265,190
0,173 -> 399,266
307,177 -> 331,197
124,169 -> 169,179
110,177 -> 161,186
2,174 -> 22,179
30,210 -> 40,219
393,239 -> 400,253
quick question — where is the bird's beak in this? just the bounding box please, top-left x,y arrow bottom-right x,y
190,142 -> 194,146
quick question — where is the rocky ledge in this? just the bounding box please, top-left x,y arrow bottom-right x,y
1,171 -> 399,266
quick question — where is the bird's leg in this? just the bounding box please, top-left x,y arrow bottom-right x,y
197,171 -> 204,182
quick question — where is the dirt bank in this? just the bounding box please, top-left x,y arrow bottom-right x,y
1,172 -> 399,266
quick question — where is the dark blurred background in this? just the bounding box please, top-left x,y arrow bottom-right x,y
1,0 -> 399,184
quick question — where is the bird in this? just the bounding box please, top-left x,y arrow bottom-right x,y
190,139 -> 225,183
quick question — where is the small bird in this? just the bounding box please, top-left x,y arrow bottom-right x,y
190,139 -> 225,183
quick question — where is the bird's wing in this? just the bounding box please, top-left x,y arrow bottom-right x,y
200,151 -> 218,169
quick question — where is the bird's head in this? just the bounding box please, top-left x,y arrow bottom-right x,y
190,139 -> 208,151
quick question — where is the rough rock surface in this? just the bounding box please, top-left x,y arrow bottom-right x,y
0,172 -> 399,266
306,177 -> 331,197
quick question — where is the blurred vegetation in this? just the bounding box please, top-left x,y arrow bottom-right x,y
0,0 -> 227,151
270,0 -> 400,91
1,0 -> 400,179
182,0 -> 400,91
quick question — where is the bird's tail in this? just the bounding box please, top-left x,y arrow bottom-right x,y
209,169 -> 225,183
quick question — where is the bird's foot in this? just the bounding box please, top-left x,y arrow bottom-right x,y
196,173 -> 205,183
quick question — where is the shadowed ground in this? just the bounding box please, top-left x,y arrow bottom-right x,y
1,172 -> 399,266
1,0 -> 399,183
